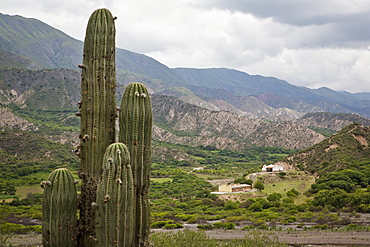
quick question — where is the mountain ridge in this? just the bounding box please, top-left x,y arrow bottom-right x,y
1,12 -> 369,119
1,12 -> 370,156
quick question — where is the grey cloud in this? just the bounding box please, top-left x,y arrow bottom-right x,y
195,0 -> 370,48
195,0 -> 357,25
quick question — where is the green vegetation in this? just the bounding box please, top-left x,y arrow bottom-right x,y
150,229 -> 288,247
0,129 -> 78,187
152,143 -> 294,179
284,123 -> 370,176
310,167 -> 370,193
8,104 -> 79,134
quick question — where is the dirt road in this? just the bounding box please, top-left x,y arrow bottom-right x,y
206,230 -> 370,246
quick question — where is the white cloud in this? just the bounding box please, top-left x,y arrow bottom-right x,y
245,48 -> 370,92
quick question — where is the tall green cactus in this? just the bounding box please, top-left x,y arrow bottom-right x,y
79,7 -> 116,179
41,168 -> 77,247
95,143 -> 135,246
78,8 -> 117,245
119,82 -> 153,246
42,8 -> 153,247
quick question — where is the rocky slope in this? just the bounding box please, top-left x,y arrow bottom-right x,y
152,95 -> 325,150
278,123 -> 370,175
294,112 -> 370,131
0,107 -> 37,131
0,68 -> 80,110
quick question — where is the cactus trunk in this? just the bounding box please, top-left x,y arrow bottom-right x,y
42,168 -> 77,247
119,82 -> 153,246
95,143 -> 135,246
78,8 -> 117,246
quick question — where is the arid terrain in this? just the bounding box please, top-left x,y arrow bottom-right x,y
207,230 -> 370,246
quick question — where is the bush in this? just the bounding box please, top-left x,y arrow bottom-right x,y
241,225 -> 255,230
197,224 -> 214,230
267,193 -> 282,202
175,213 -> 193,221
312,224 -> 328,230
164,223 -> 183,229
212,222 -> 224,229
257,224 -> 269,230
0,222 -> 39,234
224,222 -> 236,230
248,202 -> 263,212
151,220 -> 173,229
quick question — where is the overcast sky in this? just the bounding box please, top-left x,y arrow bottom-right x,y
2,0 -> 370,93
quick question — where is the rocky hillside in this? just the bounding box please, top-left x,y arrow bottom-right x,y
0,68 -> 80,110
0,107 -> 37,131
173,68 -> 370,118
1,66 -> 367,152
152,95 -> 325,150
0,128 -> 78,179
278,123 -> 370,176
157,86 -> 304,120
294,112 -> 370,132
0,49 -> 43,70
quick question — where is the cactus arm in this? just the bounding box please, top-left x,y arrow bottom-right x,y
119,82 -> 153,246
42,168 -> 77,247
95,143 -> 134,246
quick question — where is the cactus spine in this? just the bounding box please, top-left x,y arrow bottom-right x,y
78,8 -> 117,245
119,82 -> 153,246
41,168 -> 77,247
96,143 -> 135,246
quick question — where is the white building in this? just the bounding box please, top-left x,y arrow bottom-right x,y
262,164 -> 284,172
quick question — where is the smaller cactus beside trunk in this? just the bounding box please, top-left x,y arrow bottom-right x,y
119,82 -> 153,246
95,143 -> 135,246
41,168 -> 77,247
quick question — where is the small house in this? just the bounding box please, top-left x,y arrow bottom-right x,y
262,164 -> 284,172
218,184 -> 252,193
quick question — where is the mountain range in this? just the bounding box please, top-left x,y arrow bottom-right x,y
1,12 -> 370,158
1,13 -> 370,120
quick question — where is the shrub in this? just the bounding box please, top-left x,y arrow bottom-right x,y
267,193 -> 282,202
241,225 -> 255,230
197,224 -> 214,230
151,220 -> 174,229
312,224 -> 328,230
212,222 -> 224,229
257,224 -> 269,230
248,202 -> 263,212
164,223 -> 183,229
224,222 -> 236,230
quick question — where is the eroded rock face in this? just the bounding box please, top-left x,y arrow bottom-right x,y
0,108 -> 37,131
152,95 -> 325,150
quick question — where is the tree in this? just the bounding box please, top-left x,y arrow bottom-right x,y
312,188 -> 349,209
267,192 -> 283,202
4,183 -> 16,195
248,202 -> 263,212
254,180 -> 264,191
286,188 -> 299,197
